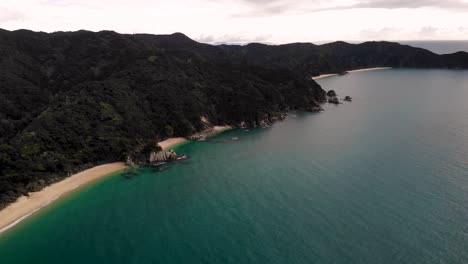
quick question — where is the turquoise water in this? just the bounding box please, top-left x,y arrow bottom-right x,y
1,69 -> 467,263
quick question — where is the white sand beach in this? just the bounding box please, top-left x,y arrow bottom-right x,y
0,125 -> 234,235
157,137 -> 188,150
0,162 -> 127,234
312,67 -> 391,80
348,67 -> 391,73
213,125 -> 232,132
312,73 -> 339,80
157,125 -> 232,150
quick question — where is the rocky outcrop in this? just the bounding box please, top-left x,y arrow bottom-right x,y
326,90 -> 340,104
125,148 -> 187,167
149,149 -> 178,164
344,96 -> 352,102
305,105 -> 324,112
235,112 -> 288,129
189,126 -> 226,141
126,156 -> 136,167
326,90 -> 337,97
237,121 -> 248,128
328,97 -> 340,104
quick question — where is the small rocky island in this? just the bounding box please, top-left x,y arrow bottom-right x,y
327,90 -> 340,104
327,90 -> 353,104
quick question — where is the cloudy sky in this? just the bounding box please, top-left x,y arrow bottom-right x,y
1,0 -> 468,44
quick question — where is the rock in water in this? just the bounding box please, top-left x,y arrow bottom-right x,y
344,96 -> 352,102
327,90 -> 337,97
326,90 -> 340,104
328,97 -> 340,104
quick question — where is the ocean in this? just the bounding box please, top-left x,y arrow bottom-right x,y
0,69 -> 467,263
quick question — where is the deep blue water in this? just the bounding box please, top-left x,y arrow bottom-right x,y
0,69 -> 467,263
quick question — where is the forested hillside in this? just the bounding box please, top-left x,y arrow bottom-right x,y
1,29 -> 467,208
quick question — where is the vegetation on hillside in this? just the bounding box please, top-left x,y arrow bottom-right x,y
1,29 -> 467,208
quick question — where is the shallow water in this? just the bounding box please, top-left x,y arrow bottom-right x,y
0,69 -> 467,263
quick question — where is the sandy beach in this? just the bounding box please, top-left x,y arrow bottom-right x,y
213,125 -> 232,132
0,162 -> 127,234
312,73 -> 339,80
312,67 -> 391,80
158,125 -> 232,150
0,125 -> 233,235
158,137 -> 188,150
348,67 -> 391,73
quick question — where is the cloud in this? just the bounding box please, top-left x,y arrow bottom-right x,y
41,0 -> 77,6
0,7 -> 25,23
196,33 -> 272,44
419,26 -> 439,34
0,0 -> 467,42
39,0 -> 100,9
358,27 -> 403,40
228,0 -> 297,17
459,26 -> 468,32
341,0 -> 468,10
355,26 -> 468,40
229,0 -> 468,17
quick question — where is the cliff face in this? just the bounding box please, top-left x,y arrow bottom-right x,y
1,29 -> 467,209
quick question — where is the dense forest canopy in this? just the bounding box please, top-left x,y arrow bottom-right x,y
1,28 -> 467,209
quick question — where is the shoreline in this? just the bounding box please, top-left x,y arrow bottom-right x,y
157,125 -> 232,150
158,137 -> 188,150
0,65 -> 387,235
0,125 -> 233,235
312,67 -> 391,80
0,162 -> 127,235
348,67 -> 391,73
312,73 -> 339,80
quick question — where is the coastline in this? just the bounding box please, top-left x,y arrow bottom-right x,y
312,73 -> 339,80
213,125 -> 233,133
0,125 -> 233,235
157,125 -> 232,150
0,63 -> 386,235
312,67 -> 391,80
158,137 -> 187,150
348,67 -> 391,73
0,162 -> 127,234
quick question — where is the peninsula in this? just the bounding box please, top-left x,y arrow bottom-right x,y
1,29 -> 467,215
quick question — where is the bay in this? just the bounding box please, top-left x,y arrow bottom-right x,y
1,69 -> 467,263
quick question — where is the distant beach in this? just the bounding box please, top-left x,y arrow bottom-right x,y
312,73 -> 339,80
312,67 -> 391,80
0,125 -> 233,235
348,67 -> 391,73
